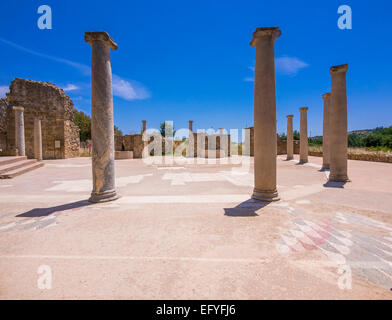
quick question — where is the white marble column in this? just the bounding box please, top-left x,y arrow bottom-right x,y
250,27 -> 281,202
286,115 -> 294,160
85,31 -> 119,203
34,118 -> 43,161
329,64 -> 349,182
299,107 -> 309,163
322,93 -> 331,170
13,106 -> 25,157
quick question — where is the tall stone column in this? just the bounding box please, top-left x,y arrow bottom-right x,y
13,106 -> 25,157
142,120 -> 147,134
329,64 -> 349,182
189,120 -> 193,133
322,93 -> 331,170
34,119 -> 43,161
299,107 -> 309,163
85,31 -> 119,203
250,27 -> 281,202
286,115 -> 294,160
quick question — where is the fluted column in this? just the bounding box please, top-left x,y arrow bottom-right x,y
85,31 -> 119,203
250,27 -> 281,202
299,107 -> 309,163
329,64 -> 349,182
322,93 -> 331,169
286,115 -> 294,160
34,119 -> 43,161
13,106 -> 25,157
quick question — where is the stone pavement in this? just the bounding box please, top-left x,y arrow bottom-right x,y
0,155 -> 391,299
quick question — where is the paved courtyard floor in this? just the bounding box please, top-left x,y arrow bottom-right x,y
0,155 -> 391,299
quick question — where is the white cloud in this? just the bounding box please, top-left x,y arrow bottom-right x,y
0,85 -> 9,97
61,84 -> 79,92
276,56 -> 308,75
245,56 -> 308,81
112,75 -> 150,100
0,37 -> 150,101
243,77 -> 254,82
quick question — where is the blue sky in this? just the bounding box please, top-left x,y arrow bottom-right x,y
1,0 -> 391,137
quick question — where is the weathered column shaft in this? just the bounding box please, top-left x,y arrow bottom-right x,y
142,120 -> 146,134
286,115 -> 294,160
85,32 -> 119,203
34,119 -> 43,161
329,64 -> 349,182
189,120 -> 193,133
13,106 -> 25,157
250,27 -> 281,202
322,93 -> 331,169
299,107 -> 309,163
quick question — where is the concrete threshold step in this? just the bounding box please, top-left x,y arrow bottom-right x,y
0,156 -> 27,166
0,161 -> 44,179
0,159 -> 38,174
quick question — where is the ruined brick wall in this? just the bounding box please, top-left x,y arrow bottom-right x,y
121,134 -> 145,158
6,78 -> 80,159
115,134 -> 123,151
0,98 -> 8,150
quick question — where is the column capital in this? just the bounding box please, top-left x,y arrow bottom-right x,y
85,31 -> 118,50
330,64 -> 348,75
322,92 -> 331,100
13,106 -> 24,112
286,115 -> 294,119
250,27 -> 281,46
299,107 -> 308,112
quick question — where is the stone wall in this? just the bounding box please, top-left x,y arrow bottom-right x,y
246,126 -> 298,156
0,98 -> 8,151
116,134 -> 145,158
5,78 -> 80,159
308,150 -> 392,163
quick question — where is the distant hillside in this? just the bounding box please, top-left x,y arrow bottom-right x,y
305,126 -> 392,149
349,129 -> 378,137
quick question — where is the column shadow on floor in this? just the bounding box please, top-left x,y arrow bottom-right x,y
323,181 -> 346,188
16,199 -> 91,218
224,199 -> 270,217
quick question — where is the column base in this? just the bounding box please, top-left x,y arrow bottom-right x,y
328,174 -> 350,183
88,189 -> 120,203
299,159 -> 308,164
321,164 -> 330,170
252,188 -> 280,202
286,156 -> 293,160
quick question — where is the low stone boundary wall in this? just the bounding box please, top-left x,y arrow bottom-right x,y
307,150 -> 392,163
115,151 -> 133,160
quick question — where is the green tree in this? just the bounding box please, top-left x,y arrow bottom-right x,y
73,110 -> 123,141
114,125 -> 123,136
293,130 -> 300,140
73,110 -> 91,141
348,133 -> 364,147
160,122 -> 175,137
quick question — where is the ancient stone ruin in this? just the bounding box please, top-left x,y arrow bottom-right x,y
2,78 -> 80,159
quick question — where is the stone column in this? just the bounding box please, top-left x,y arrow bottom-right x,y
322,93 -> 331,170
299,107 -> 309,163
85,31 -> 119,203
250,27 -> 281,202
286,115 -> 294,160
142,120 -> 147,134
13,106 -> 25,157
189,120 -> 193,133
34,119 -> 43,161
329,64 -> 349,182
